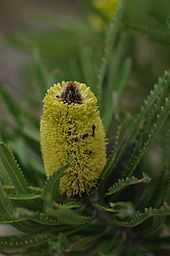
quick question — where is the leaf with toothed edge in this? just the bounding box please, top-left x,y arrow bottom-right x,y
100,71 -> 170,192
0,180 -> 14,217
122,71 -> 170,177
113,203 -> 170,227
0,233 -> 51,249
95,202 -> 170,227
106,172 -> 151,196
0,142 -> 28,194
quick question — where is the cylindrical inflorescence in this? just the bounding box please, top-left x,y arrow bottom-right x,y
40,81 -> 106,197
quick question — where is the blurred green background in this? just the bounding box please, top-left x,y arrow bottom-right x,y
0,0 -> 81,96
0,0 -> 170,110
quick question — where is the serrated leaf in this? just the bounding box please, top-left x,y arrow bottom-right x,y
100,71 -> 170,192
0,185 -> 45,233
2,185 -> 42,210
114,203 -> 170,227
0,233 -> 51,249
0,142 -> 28,194
106,173 -> 151,196
0,181 -> 14,217
123,71 -> 170,177
31,207 -> 89,226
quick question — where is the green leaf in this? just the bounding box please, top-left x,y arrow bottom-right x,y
30,207 -> 89,227
97,2 -> 129,129
114,203 -> 170,227
65,235 -> 102,253
101,70 -> 170,191
97,16 -> 119,106
102,33 -> 129,129
0,233 -> 51,249
30,213 -> 59,226
96,202 -> 135,219
48,233 -> 69,255
32,48 -> 51,95
3,185 -> 43,211
0,142 -> 28,194
0,185 -> 45,232
121,1 -> 170,46
99,148 -> 117,181
0,216 -> 27,224
43,166 -> 66,211
79,46 -> 99,87
8,193 -> 41,201
48,205 -> 90,225
21,123 -> 40,144
114,57 -> 132,109
0,86 -> 22,125
106,173 -> 151,196
123,71 -> 170,177
0,181 -> 14,217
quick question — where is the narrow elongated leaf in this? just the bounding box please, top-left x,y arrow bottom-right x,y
114,58 -> 131,112
0,86 -> 22,125
96,2 -> 129,129
106,173 -> 151,196
122,71 -> 170,177
53,206 -> 90,225
0,233 -> 51,249
8,193 -> 41,201
101,71 -> 170,192
0,216 -> 27,224
95,202 -> 135,219
114,203 -> 170,227
0,181 -> 14,217
102,33 -> 129,129
32,48 -> 51,95
97,15 -> 119,106
66,234 -> 102,253
43,166 -> 66,211
0,142 -> 28,194
0,86 -> 39,130
122,18 -> 170,46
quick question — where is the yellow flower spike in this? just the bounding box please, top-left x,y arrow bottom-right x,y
40,81 -> 106,197
93,0 -> 118,20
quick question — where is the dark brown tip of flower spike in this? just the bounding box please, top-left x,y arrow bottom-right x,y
60,82 -> 82,104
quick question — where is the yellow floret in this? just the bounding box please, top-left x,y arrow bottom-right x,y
40,81 -> 106,197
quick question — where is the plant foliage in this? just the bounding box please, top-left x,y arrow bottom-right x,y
1,0 -> 170,255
